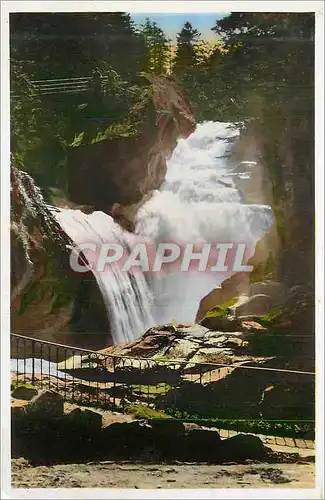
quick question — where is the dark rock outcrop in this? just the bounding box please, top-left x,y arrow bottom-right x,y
234,117 -> 314,290
11,385 -> 38,401
10,163 -> 111,355
11,390 -> 273,465
27,390 -> 64,417
220,434 -> 268,462
196,272 -> 249,322
199,307 -> 241,332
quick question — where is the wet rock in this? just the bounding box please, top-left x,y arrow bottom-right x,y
190,347 -> 232,364
249,281 -> 285,301
241,320 -> 267,333
235,294 -> 274,316
101,324 -> 208,361
200,313 -> 241,332
223,337 -> 246,349
203,335 -> 228,346
196,273 -> 250,322
165,339 -> 200,360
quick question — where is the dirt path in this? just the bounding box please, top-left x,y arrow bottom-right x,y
12,458 -> 315,489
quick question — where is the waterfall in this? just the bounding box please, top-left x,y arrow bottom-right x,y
53,121 -> 273,344
136,121 -> 274,325
54,209 -> 155,345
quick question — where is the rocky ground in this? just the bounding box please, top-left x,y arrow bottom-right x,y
11,391 -> 315,490
12,455 -> 315,489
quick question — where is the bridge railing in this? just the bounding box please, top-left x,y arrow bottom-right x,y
10,333 -> 315,442
11,333 -> 238,409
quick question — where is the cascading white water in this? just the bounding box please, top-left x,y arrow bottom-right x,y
136,121 -> 274,325
54,209 -> 155,345
53,121 -> 273,344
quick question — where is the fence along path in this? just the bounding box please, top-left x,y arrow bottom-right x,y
10,333 -> 315,448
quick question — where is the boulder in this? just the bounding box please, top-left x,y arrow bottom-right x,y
66,407 -> 103,433
150,418 -> 185,437
101,421 -> 154,457
183,428 -> 222,462
12,385 -> 38,401
235,294 -> 274,316
249,281 -> 285,301
196,272 -> 250,322
26,390 -> 64,417
11,403 -> 27,419
221,434 -> 267,462
99,324 -> 208,360
200,308 -> 241,332
150,419 -> 186,459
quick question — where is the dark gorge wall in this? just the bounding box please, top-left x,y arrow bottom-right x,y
242,111 -> 315,291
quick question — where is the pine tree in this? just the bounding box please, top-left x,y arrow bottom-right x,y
140,18 -> 170,74
10,12 -> 148,81
173,22 -> 201,75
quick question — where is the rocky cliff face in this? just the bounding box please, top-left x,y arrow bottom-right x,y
67,75 -> 196,228
11,76 -> 196,350
10,162 -> 111,356
235,118 -> 314,290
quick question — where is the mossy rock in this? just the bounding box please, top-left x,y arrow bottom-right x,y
200,306 -> 241,332
202,305 -> 233,320
12,385 -> 38,401
126,403 -> 171,420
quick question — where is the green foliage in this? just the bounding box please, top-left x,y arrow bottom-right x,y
259,308 -> 284,327
10,12 -> 154,199
126,403 -> 171,420
173,22 -> 201,76
11,380 -> 37,392
202,304 -> 234,320
219,298 -> 238,309
177,13 -> 314,125
11,12 -> 314,287
10,12 -> 149,81
162,411 -> 314,439
124,403 -> 314,438
152,355 -> 170,362
140,18 -> 171,74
